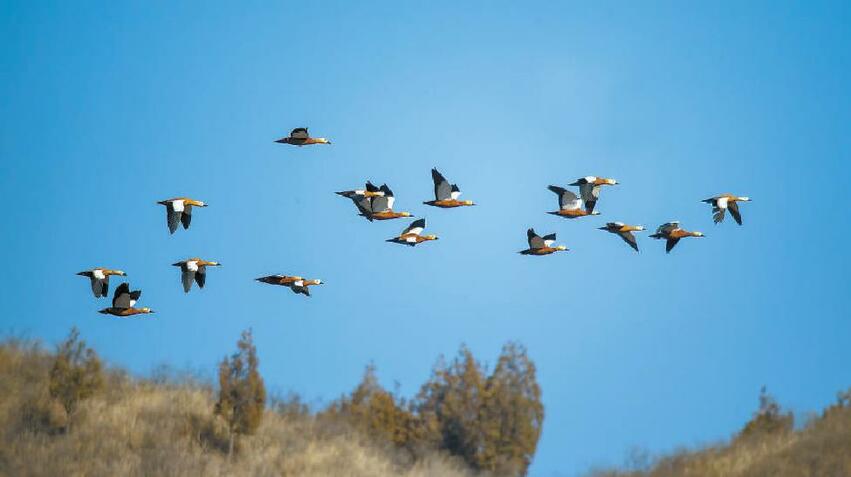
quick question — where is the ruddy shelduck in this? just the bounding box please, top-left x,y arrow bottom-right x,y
77,267 -> 127,298
256,275 -> 322,297
275,127 -> 331,146
702,193 -> 751,225
519,228 -> 568,255
386,218 -> 438,247
336,181 -> 385,199
343,183 -> 412,221
569,176 -> 618,214
547,185 -> 600,218
157,197 -> 207,234
649,221 -> 705,253
172,258 -> 221,293
98,283 -> 154,316
599,222 -> 645,252
423,168 -> 475,208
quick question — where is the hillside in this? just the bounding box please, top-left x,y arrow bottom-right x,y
591,388 -> 851,477
0,330 -> 542,477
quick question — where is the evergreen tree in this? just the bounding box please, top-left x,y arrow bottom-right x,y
416,343 -> 543,476
214,329 -> 266,458
323,364 -> 423,450
48,327 -> 103,432
737,385 -> 793,441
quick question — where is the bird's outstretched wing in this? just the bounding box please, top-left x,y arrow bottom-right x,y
527,228 -> 545,249
166,205 -> 181,234
432,169 -> 452,200
619,232 -> 639,252
401,218 -> 426,236
290,127 -> 309,139
728,201 -> 742,225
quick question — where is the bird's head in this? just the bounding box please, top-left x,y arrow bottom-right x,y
738,196 -> 751,202
590,210 -> 601,216
692,231 -> 705,237
140,308 -> 154,314
203,260 -> 221,267
605,178 -> 618,185
400,212 -> 412,218
464,200 -> 475,206
316,138 -> 331,144
310,279 -> 323,286
425,235 -> 439,241
633,226 -> 646,232
556,245 -> 568,251
188,200 -> 207,207
109,269 -> 127,276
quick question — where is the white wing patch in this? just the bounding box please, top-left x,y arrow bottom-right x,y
293,280 -> 304,287
544,239 -> 555,247
129,299 -> 137,307
716,197 -> 729,209
405,236 -> 418,243
172,200 -> 185,212
93,269 -> 105,279
450,190 -> 462,200
564,197 -> 582,210
186,260 -> 199,272
386,196 -> 396,210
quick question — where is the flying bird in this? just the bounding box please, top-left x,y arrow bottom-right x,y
649,222 -> 704,253
157,198 -> 207,234
274,127 -> 331,146
172,258 -> 221,293
256,275 -> 322,297
598,222 -> 645,252
569,176 -> 618,214
341,183 -> 412,221
336,181 -> 385,199
386,218 -> 438,246
256,275 -> 304,286
547,185 -> 600,218
423,168 -> 475,208
702,194 -> 751,225
76,268 -> 126,298
519,228 -> 568,255
98,283 -> 154,316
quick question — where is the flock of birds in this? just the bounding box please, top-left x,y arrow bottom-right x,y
76,127 -> 752,316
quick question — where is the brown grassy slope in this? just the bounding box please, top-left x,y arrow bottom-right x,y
0,340 -> 476,477
590,393 -> 851,477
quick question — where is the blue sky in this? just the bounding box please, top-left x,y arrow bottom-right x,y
1,1 -> 849,475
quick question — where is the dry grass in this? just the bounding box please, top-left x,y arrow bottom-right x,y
0,339 -> 476,477
590,395 -> 851,477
